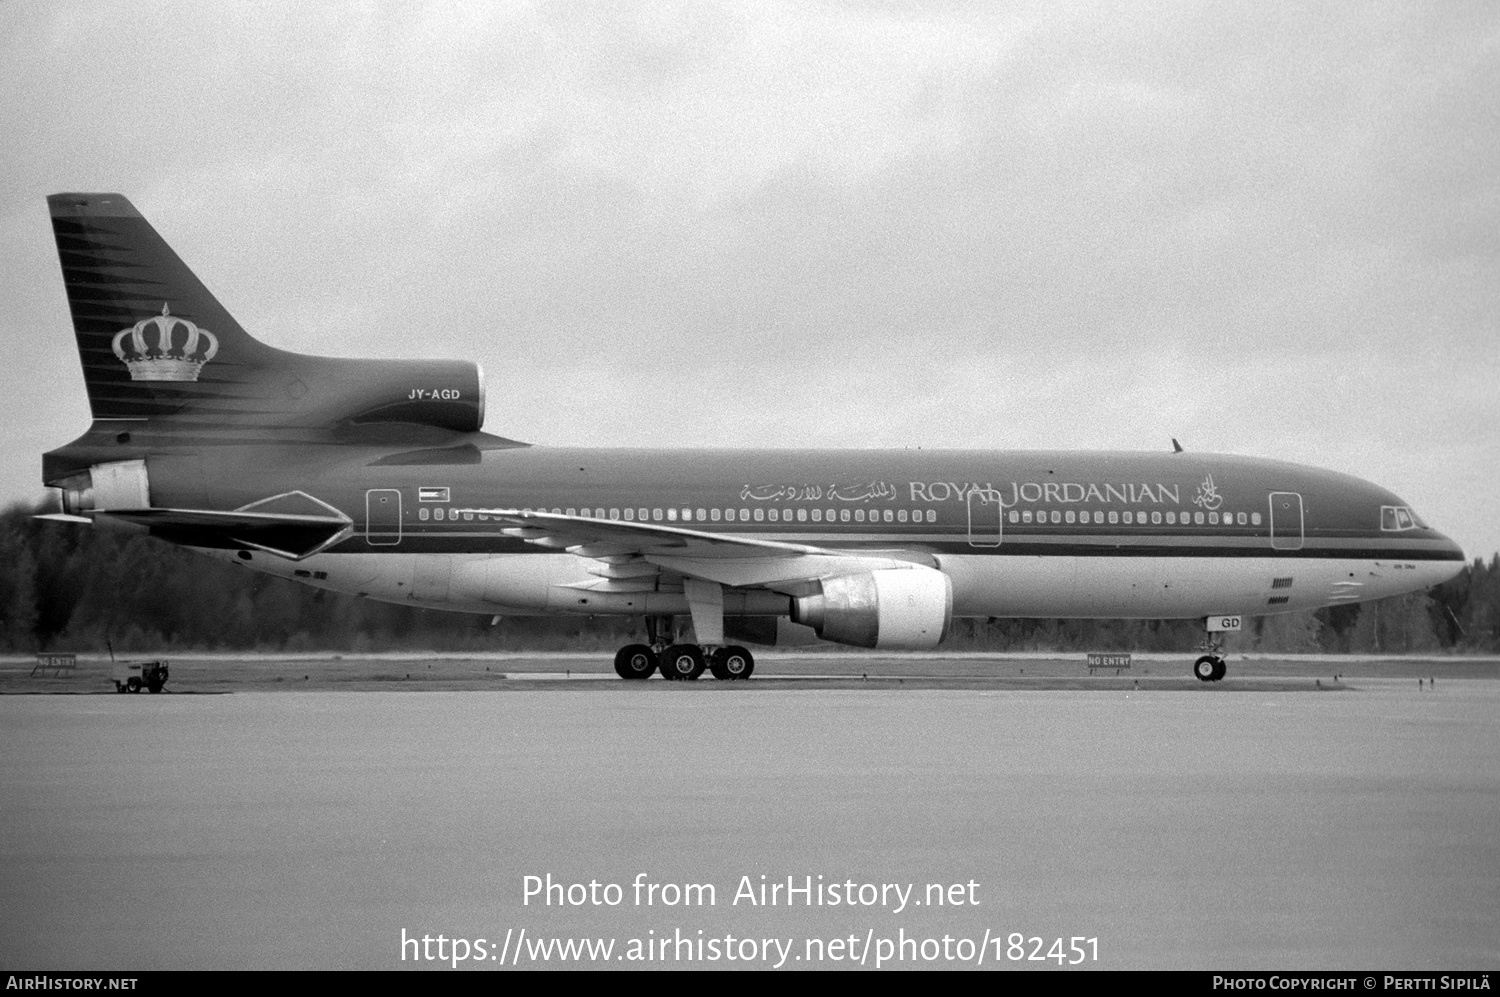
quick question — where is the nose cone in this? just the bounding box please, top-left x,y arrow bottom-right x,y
1428,530 -> 1467,584
1428,533 -> 1464,578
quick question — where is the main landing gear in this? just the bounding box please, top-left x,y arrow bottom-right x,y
612,618 -> 755,681
611,643 -> 756,680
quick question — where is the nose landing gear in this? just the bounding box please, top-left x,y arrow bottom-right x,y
1193,622 -> 1229,682
1193,654 -> 1226,682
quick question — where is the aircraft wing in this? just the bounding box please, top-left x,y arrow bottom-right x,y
461,508 -> 935,589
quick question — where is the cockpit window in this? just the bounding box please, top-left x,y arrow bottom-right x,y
1380,505 -> 1422,532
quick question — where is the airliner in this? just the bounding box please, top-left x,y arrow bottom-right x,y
37,193 -> 1465,681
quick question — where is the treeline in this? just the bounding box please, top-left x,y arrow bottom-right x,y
0,502 -> 1496,654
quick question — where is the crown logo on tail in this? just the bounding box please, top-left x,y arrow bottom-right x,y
111,304 -> 219,382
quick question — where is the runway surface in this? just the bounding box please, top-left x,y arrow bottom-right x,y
2,659 -> 1498,970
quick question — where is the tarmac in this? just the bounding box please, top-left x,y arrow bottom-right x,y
1,653 -> 1497,970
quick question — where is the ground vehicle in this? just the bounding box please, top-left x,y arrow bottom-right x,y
111,659 -> 168,694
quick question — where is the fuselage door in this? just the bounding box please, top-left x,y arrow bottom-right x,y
967,487 -> 1003,548
366,488 -> 403,546
1268,491 -> 1303,551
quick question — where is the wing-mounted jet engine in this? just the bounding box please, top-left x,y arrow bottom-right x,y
790,567 -> 952,649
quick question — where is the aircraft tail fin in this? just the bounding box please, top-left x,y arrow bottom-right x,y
46,192 -> 486,439
48,193 -> 286,422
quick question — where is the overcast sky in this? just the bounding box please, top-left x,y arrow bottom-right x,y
2,1 -> 1497,559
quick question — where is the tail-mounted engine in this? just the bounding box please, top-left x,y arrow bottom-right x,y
790,567 -> 952,650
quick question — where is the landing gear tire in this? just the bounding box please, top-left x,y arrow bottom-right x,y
659,644 -> 706,681
709,646 -> 754,681
614,644 -> 658,680
1194,655 -> 1225,682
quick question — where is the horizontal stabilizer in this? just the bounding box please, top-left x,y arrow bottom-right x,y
90,506 -> 352,561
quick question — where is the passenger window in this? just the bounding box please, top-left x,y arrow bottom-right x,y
652,508 -> 662,521
741,509 -> 750,521
1007,510 -> 1017,524
609,508 -> 619,520
1123,512 -> 1133,524
667,508 -> 677,521
1251,512 -> 1262,526
926,510 -> 936,523
435,508 -> 445,521
883,509 -> 893,523
900,509 -> 910,523
595,508 -> 604,519
1237,512 -> 1247,525
1209,512 -> 1218,525
696,508 -> 707,521
711,508 -> 721,521
419,508 -> 429,521
624,508 -> 634,521
855,509 -> 866,522
1166,511 -> 1176,525
769,509 -> 779,522
797,509 -> 807,522
566,508 -> 576,517
1065,510 -> 1076,524
841,509 -> 850,522
754,509 -> 764,522
1151,512 -> 1162,525
812,509 -> 822,522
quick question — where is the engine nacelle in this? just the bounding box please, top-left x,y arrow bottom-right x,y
790,567 -> 952,650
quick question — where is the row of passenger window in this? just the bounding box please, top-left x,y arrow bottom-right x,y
418,506 -> 945,524
417,505 -> 1261,528
1011,508 -> 1261,527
